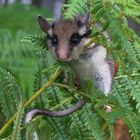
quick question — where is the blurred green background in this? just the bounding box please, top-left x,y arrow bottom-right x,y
0,1 -> 54,97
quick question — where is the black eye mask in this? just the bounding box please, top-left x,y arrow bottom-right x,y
70,29 -> 92,46
81,29 -> 92,38
70,33 -> 81,46
47,29 -> 92,47
47,34 -> 58,47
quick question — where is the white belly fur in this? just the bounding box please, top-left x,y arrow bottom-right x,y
72,45 -> 112,96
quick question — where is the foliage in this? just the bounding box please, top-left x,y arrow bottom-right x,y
63,0 -> 87,19
0,66 -> 23,121
0,30 -> 37,97
0,3 -> 52,35
10,103 -> 24,140
0,0 -> 140,140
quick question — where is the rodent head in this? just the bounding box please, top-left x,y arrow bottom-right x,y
38,15 -> 91,61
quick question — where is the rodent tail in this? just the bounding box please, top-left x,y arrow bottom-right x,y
25,99 -> 86,123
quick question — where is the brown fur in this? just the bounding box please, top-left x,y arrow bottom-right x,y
47,18 -> 89,60
50,20 -> 80,58
115,119 -> 131,140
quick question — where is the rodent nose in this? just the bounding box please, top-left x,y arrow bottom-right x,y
58,48 -> 70,60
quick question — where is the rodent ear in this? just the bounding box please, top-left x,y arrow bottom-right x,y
77,14 -> 90,27
38,16 -> 50,33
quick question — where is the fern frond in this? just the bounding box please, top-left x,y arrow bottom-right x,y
70,113 -> 92,140
21,35 -> 47,49
81,104 -> 106,140
91,0 -> 138,62
63,0 -> 88,19
90,112 -> 106,140
125,114 -> 140,140
112,78 -> 132,110
25,122 -> 35,140
129,79 -> 140,113
107,106 -> 131,124
114,74 -> 140,114
111,0 -> 140,18
47,117 -> 70,140
1,0 -> 140,139
10,103 -> 24,140
0,66 -> 23,120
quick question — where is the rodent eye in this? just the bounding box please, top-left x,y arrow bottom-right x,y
51,36 -> 58,47
47,34 -> 58,47
70,33 -> 81,46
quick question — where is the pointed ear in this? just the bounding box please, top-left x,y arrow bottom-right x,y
77,14 -> 90,27
38,16 -> 50,33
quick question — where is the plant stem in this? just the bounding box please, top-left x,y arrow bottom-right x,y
51,97 -> 73,110
102,122 -> 108,132
0,67 -> 62,136
115,73 -> 140,79
53,83 -> 91,99
84,38 -> 96,49
24,67 -> 62,107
